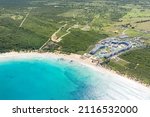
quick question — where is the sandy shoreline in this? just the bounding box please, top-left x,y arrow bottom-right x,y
0,51 -> 149,88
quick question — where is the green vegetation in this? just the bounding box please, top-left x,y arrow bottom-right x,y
0,0 -> 149,50
55,24 -> 70,38
59,29 -> 107,54
107,48 -> 150,85
0,0 -> 132,53
0,16 -> 48,52
125,29 -> 143,37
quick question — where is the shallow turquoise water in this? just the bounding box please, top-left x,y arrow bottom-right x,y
0,57 -> 150,100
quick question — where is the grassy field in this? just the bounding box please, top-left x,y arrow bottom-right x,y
125,29 -> 143,37
107,48 -> 150,85
0,0 -> 131,53
55,24 -> 70,38
0,2 -> 70,52
58,29 -> 108,54
0,0 -> 140,50
122,8 -> 150,22
136,22 -> 150,31
0,24 -> 47,52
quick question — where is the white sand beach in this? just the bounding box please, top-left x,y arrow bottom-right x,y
1,52 -> 150,100
0,51 -> 149,89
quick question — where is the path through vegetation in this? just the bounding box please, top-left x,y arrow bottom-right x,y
19,8 -> 32,27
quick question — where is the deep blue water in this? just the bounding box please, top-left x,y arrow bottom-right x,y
0,57 -> 150,100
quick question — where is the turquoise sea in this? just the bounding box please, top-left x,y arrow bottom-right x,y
0,57 -> 150,100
